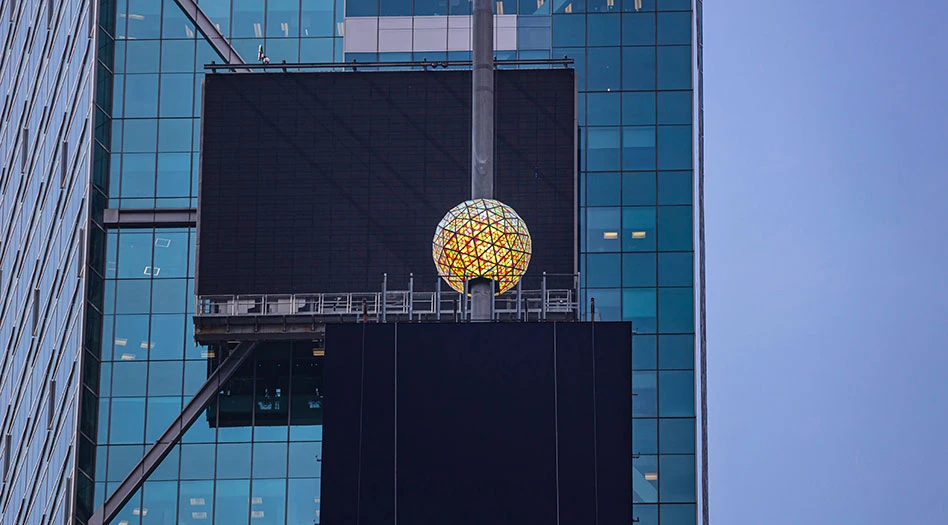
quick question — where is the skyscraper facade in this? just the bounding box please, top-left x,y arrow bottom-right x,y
0,0 -> 705,524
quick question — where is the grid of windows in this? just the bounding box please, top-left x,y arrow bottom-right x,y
0,0 -> 96,523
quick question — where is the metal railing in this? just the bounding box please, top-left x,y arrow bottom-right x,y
197,273 -> 581,322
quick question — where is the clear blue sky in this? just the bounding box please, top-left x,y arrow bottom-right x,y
706,1 -> 948,523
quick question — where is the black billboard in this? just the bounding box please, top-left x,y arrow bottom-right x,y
197,69 -> 576,295
320,322 -> 633,525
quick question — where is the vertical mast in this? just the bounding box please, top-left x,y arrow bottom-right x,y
470,0 -> 494,321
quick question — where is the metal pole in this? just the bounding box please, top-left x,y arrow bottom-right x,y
436,278 -> 442,321
541,271 -> 548,321
462,280 -> 469,321
381,273 -> 388,324
470,0 -> 494,321
408,272 -> 414,320
516,278 -> 522,321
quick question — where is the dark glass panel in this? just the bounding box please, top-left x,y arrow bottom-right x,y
659,455 -> 695,502
659,418 -> 694,453
657,287 -> 694,333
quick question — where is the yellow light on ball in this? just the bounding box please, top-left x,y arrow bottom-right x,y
432,199 -> 532,294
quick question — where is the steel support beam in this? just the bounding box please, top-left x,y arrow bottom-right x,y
88,341 -> 258,525
172,0 -> 250,70
470,0 -> 495,321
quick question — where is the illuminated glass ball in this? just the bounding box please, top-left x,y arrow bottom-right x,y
432,198 -> 532,294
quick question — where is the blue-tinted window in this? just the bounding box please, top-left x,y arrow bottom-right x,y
660,418 -> 694,453
633,418 -> 657,454
657,205 -> 692,251
658,287 -> 693,333
658,125 -> 691,170
658,170 -> 691,204
123,119 -> 159,152
657,91 -> 691,124
586,207 -> 621,252
288,441 -> 323,478
158,119 -> 193,152
632,334 -> 657,369
622,12 -> 655,45
253,443 -> 289,478
622,91 -> 656,125
300,37 -> 334,61
162,0 -> 195,38
149,362 -> 184,395
659,370 -> 694,416
659,455 -> 695,502
587,47 -> 621,91
588,14 -> 621,46
554,47 -> 586,90
450,0 -> 473,15
623,252 -> 656,287
180,444 -> 216,479
265,38 -> 301,62
112,362 -> 147,396
115,280 -> 152,314
302,0 -> 335,36
112,315 -> 150,361
623,172 -> 656,205
588,92 -> 622,125
141,480 -> 178,524
658,334 -> 693,369
125,41 -> 161,74
633,455 -> 659,502
587,127 -> 621,171
150,315 -> 186,360
146,397 -> 182,442
623,126 -> 656,170
215,479 -> 250,524
117,231 -> 153,278
120,154 -> 156,198
658,252 -> 692,286
657,45 -> 691,89
585,288 -> 620,321
232,0 -> 266,37
622,46 -> 656,90
126,0 -> 162,38
287,479 -> 321,524
159,74 -> 195,117
110,397 -> 146,444
179,480 -> 214,523
519,16 -> 552,49
251,479 -> 287,522
217,443 -> 252,479
107,445 -> 145,482
661,504 -> 698,525
152,278 -> 189,313
267,0 -> 301,37
657,0 -> 691,11
657,11 -> 690,44
586,253 -> 621,288
156,153 -> 192,199
520,0 -> 550,15
624,288 -> 656,333
623,0 -> 655,12
622,207 -> 656,251
586,172 -> 621,206
552,15 -> 585,47
152,445 -> 181,481
124,76 -> 159,118
635,504 -> 658,525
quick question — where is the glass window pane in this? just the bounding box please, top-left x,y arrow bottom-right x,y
286,479 -> 321,524
301,0 -> 335,37
659,455 -> 696,502
300,38 -> 334,60
633,418 -> 657,455
657,45 -> 691,89
623,126 -> 656,170
123,119 -> 159,152
622,171 -> 656,205
587,47 -> 620,91
113,314 -> 150,361
622,46 -> 656,90
118,231 -> 153,278
149,314 -> 186,360
622,253 -> 656,287
622,91 -> 655,125
586,253 -> 620,288
588,14 -> 620,46
152,278 -> 189,313
268,0 -> 300,37
202,0 -> 232,36
110,398 -> 146,444
149,362 -> 184,396
622,207 -> 656,251
657,11 -> 690,44
346,0 -> 379,16
632,371 -> 657,417
290,349 -> 324,440
659,370 -> 694,417
251,479 -> 287,523
215,479 -> 250,525
253,443 -> 288,478
587,92 -> 621,126
142,480 -> 178,525
288,442 -> 323,478
120,153 -> 156,198
264,38 -> 300,62
586,172 -> 621,206
658,287 -> 694,333
115,280 -> 152,315
112,361 -> 148,396
161,40 -> 196,74
659,418 -> 694,453
179,480 -> 214,524
552,15 -> 585,47
145,396 -> 182,442
152,445 -> 181,481
156,153 -> 192,200
519,17 -> 552,49
125,41 -> 161,74
126,0 -> 161,38
622,12 -> 655,45
520,0 -> 550,15
623,288 -> 656,333
658,125 -> 692,170
232,0 -> 266,38
180,444 -> 216,479
162,0 -> 195,38
587,127 -> 621,171
632,334 -> 657,370
159,74 -> 195,117
635,504 -> 658,525
107,445 -> 145,482
657,91 -> 691,124
657,205 -> 692,251
657,170 -> 691,204
124,75 -> 160,118
158,119 -> 193,152
657,252 -> 692,286
658,334 -> 693,369
217,444 -> 252,479
152,231 -> 191,278
586,207 -> 621,252
633,455 -> 658,502
661,504 -> 697,525
584,288 -> 620,321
